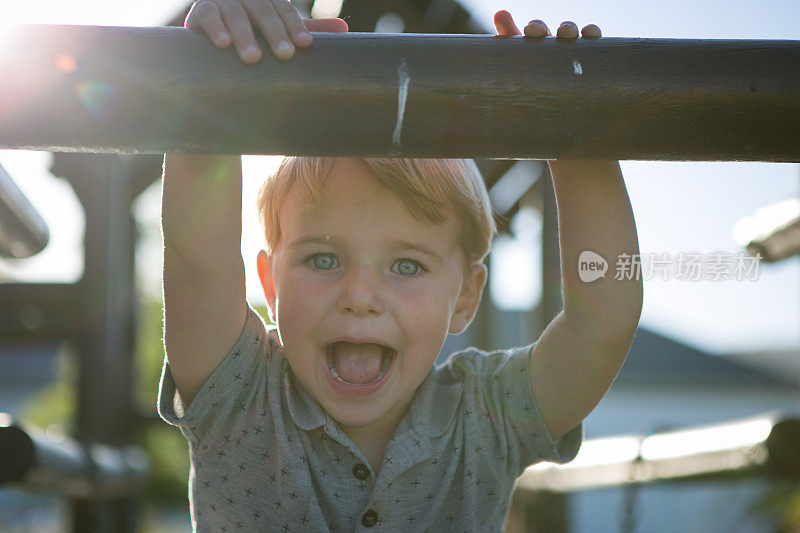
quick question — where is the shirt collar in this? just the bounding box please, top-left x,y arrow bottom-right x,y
407,368 -> 463,437
283,365 -> 329,431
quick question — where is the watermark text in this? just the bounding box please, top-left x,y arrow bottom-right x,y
579,250 -> 762,282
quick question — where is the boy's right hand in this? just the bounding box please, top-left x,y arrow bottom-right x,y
185,0 -> 348,64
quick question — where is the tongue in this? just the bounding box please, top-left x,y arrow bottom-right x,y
331,342 -> 383,384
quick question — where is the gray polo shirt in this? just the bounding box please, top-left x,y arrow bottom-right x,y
158,305 -> 582,532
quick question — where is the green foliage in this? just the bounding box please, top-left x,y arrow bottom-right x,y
133,298 -> 188,504
20,344 -> 77,431
754,482 -> 800,532
134,298 -> 167,411
139,423 -> 190,504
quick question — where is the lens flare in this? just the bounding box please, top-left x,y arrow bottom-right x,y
212,164 -> 229,186
0,20 -> 14,60
74,80 -> 115,119
56,53 -> 76,73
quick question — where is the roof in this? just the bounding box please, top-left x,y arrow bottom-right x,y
616,327 -> 797,388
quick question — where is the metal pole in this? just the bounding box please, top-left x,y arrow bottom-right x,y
1,25 -> 799,160
0,414 -> 148,499
0,164 -> 49,258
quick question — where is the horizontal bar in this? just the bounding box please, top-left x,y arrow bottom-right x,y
0,283 -> 81,341
1,25 -> 799,160
0,414 -> 149,498
0,164 -> 49,258
515,414 -> 800,492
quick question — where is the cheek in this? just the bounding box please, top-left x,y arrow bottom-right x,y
274,271 -> 329,329
273,276 -> 328,379
393,282 -> 455,342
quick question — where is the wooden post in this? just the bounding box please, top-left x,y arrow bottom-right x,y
51,154 -> 140,532
1,24 -> 799,160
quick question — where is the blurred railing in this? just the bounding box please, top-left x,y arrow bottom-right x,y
0,413 -> 148,498
0,164 -> 49,259
516,413 -> 800,492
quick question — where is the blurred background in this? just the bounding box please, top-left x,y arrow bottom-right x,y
0,0 -> 798,531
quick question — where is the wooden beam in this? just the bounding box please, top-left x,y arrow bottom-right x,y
1,24 -> 799,160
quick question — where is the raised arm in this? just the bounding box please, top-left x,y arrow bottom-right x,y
161,154 -> 247,406
161,2 -> 347,407
493,12 -> 641,441
531,160 -> 643,441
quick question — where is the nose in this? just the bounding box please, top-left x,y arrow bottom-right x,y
337,265 -> 385,317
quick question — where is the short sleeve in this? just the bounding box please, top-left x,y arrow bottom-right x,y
444,345 -> 583,476
157,305 -> 274,447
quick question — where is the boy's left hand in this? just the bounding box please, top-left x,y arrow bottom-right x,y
492,10 -> 601,39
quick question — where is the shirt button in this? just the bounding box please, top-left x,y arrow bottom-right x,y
361,510 -> 378,527
352,463 -> 369,480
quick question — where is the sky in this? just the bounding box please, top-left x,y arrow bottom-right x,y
0,0 -> 798,356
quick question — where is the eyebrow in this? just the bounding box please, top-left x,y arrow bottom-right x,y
288,236 -> 336,249
287,236 -> 446,265
386,239 -> 446,265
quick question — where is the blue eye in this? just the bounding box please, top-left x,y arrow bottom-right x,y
392,259 -> 422,276
310,253 -> 338,270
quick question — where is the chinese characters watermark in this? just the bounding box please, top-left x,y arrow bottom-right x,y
578,250 -> 762,283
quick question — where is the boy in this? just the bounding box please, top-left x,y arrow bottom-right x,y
158,4 -> 642,531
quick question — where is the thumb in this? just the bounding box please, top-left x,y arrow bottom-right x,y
303,18 -> 349,33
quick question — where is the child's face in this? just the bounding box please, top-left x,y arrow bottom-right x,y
258,158 -> 486,435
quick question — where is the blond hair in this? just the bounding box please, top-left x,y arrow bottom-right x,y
257,157 -> 496,266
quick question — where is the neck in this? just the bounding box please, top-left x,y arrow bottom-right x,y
342,410 -> 405,473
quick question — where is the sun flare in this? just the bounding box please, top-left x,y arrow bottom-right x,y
0,16 -> 20,59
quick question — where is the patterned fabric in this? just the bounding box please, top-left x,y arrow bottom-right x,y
158,305 -> 582,532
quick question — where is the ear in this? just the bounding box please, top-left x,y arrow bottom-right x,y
448,263 -> 487,335
257,250 -> 277,323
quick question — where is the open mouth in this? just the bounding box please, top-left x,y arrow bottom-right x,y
324,341 -> 396,386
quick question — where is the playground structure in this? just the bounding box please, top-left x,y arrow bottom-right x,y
1,26 -> 800,160
1,0 -> 799,531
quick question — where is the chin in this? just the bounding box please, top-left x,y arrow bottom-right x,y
323,398 -> 393,429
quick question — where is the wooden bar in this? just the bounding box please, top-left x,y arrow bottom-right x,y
0,24 -> 799,160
